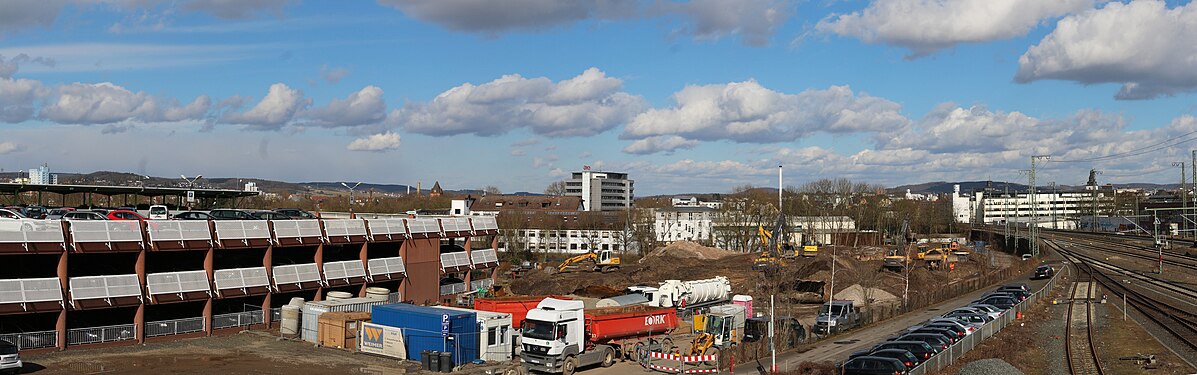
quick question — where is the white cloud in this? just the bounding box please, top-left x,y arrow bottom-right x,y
378,0 -> 790,46
0,43 -> 275,73
305,86 -> 386,127
0,78 -> 45,123
396,67 -> 647,137
818,0 -> 1096,57
347,132 -> 402,152
1017,0 -> 1197,99
219,83 -> 309,129
623,81 -> 908,143
654,0 -> 790,47
183,0 -> 296,19
320,64 -> 351,84
0,142 -> 24,155
622,135 -> 699,155
0,54 -> 55,79
0,0 -> 72,36
38,82 -> 210,124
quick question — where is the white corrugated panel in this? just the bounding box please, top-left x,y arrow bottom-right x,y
146,220 -> 212,242
471,249 -> 499,265
471,216 -> 498,231
0,220 -> 65,243
70,221 -> 143,243
323,260 -> 366,280
146,270 -> 210,295
273,219 -> 322,239
273,263 -> 321,286
441,217 -> 469,232
407,218 -> 439,234
69,275 -> 141,300
213,220 -> 271,241
300,297 -> 389,343
366,218 -> 406,236
367,256 -> 406,278
0,277 -> 63,304
323,219 -> 367,238
213,267 -> 270,290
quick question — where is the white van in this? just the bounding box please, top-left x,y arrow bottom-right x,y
148,205 -> 169,220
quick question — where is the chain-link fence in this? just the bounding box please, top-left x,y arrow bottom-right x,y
212,311 -> 263,329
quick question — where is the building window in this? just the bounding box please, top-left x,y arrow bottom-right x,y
570,244 -> 578,250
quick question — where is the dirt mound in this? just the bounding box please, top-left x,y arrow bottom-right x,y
641,241 -> 735,261
833,284 -> 899,306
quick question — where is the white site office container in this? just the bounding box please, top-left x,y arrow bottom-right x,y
435,306 -> 514,362
300,297 -> 389,343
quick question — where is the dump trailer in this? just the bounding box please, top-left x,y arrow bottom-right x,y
475,295 -> 571,329
521,298 -> 678,375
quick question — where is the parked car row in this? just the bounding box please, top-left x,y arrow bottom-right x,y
838,283 -> 1031,375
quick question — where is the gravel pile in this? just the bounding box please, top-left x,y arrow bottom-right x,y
957,358 -> 1025,375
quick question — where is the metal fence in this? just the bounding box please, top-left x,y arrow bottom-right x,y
212,311 -> 263,329
67,324 -> 137,345
270,307 -> 282,322
439,282 -> 467,296
144,317 -> 205,338
0,330 -> 57,349
905,267 -> 1061,375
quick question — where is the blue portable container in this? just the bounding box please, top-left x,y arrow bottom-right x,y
371,303 -> 479,365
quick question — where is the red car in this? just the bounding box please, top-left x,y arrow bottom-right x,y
106,210 -> 147,221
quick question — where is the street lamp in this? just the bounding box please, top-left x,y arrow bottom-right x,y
181,174 -> 202,210
341,182 -> 362,215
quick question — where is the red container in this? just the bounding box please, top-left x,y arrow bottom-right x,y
474,295 -> 571,328
586,305 -> 678,343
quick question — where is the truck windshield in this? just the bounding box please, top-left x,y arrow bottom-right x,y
0,345 -> 15,355
818,305 -> 845,317
524,319 -> 556,341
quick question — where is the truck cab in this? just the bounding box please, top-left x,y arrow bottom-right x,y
814,300 -> 860,335
521,298 -> 587,374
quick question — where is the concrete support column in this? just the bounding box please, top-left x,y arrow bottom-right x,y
203,246 -> 214,336
358,242 -> 369,297
314,243 -> 324,301
261,293 -> 272,329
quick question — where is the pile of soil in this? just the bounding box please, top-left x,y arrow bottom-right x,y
640,241 -> 735,261
833,284 -> 899,306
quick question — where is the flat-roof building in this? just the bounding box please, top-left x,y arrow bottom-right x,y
564,170 -> 633,212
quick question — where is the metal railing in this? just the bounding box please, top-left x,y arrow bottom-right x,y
469,278 -> 494,290
904,265 -> 1061,375
270,307 -> 282,322
439,282 -> 467,296
212,311 -> 263,329
0,330 -> 57,349
67,324 -> 137,345
0,220 -> 65,244
144,317 -> 205,338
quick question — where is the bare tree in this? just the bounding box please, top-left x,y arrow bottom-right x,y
543,181 -> 568,196
482,185 -> 502,195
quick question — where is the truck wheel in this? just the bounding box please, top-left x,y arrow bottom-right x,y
661,337 -> 673,352
601,347 -> 616,367
563,356 -> 578,375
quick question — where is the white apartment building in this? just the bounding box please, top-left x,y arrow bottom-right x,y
497,228 -> 624,254
950,184 -> 1112,228
565,170 -> 634,211
655,206 -> 716,243
27,165 -> 56,185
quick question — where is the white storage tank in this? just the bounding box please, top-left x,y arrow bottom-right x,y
365,287 -> 390,301
280,305 -> 301,336
656,276 -> 731,308
326,291 -> 354,300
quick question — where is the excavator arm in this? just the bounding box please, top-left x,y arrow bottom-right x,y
558,253 -> 597,272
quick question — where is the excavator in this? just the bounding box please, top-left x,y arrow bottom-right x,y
688,307 -> 743,366
752,214 -> 794,271
556,249 -> 620,273
883,218 -> 911,271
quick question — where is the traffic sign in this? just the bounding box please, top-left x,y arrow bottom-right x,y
186,190 -> 196,203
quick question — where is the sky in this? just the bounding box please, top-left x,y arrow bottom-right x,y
2,0 -> 1197,195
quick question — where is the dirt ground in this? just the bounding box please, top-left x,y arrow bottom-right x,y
21,330 -> 522,375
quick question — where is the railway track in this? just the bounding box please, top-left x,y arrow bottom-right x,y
1040,231 -> 1197,271
1046,239 -> 1197,365
1065,263 -> 1105,375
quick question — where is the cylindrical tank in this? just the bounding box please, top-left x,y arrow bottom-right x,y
365,287 -> 390,301
596,294 -> 650,308
326,291 -> 353,300
585,305 -> 678,343
280,305 -> 300,335
657,277 -> 731,308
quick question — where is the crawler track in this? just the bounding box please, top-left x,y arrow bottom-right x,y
1065,264 -> 1105,375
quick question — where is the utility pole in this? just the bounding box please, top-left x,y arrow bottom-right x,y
1090,169 -> 1102,233
341,182 -> 362,216
1003,183 -> 1011,249
1191,150 -> 1196,239
1176,162 -> 1187,239
1029,155 -> 1050,257
1154,214 -> 1162,274
1050,182 -> 1058,230
769,294 -> 776,374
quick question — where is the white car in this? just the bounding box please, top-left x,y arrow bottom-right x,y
967,304 -> 1004,319
0,209 -> 35,232
0,339 -> 21,374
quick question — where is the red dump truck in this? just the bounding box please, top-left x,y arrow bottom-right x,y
521,298 -> 678,375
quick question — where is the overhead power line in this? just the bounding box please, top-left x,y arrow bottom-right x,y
1047,129 -> 1197,163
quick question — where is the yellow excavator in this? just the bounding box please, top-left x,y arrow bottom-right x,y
883,219 -> 911,271
753,214 -> 794,270
557,249 -> 620,273
689,306 -> 744,366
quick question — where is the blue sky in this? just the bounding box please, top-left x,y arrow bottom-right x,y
2,0 -> 1197,195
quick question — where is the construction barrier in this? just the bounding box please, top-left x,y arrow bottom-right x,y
643,350 -> 720,374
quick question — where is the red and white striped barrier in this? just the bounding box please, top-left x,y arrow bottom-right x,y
643,351 -> 719,373
683,369 -> 720,374
645,351 -> 717,363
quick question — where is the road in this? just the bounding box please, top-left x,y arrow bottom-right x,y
729,260 -> 1059,374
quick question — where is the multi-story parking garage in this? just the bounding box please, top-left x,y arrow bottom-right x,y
0,215 -> 499,352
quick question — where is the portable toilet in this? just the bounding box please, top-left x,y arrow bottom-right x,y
436,306 -> 514,362
371,303 -> 479,366
732,295 -> 753,317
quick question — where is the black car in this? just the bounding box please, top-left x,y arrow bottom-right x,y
173,211 -> 215,220
208,209 -> 258,220
862,349 -> 919,369
839,356 -> 909,375
898,333 -> 952,352
274,208 -> 317,219
871,341 -> 936,363
250,211 -> 292,220
1032,265 -> 1054,279
978,296 -> 1018,310
909,327 -> 959,344
922,321 -> 971,337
